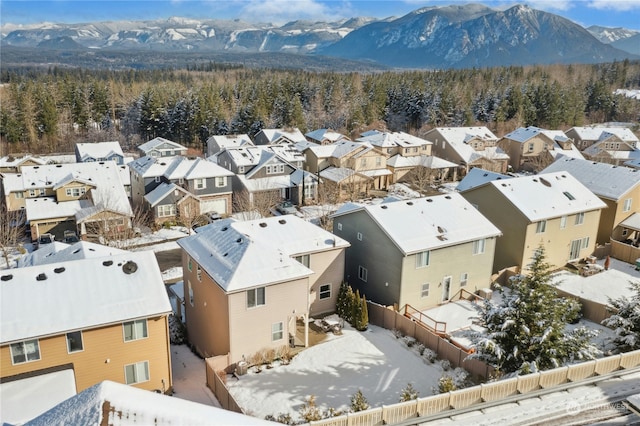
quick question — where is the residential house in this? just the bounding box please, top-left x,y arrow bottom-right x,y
565,126 -> 639,150
423,127 -> 510,175
0,251 -> 173,413
625,158 -> 640,170
460,171 -> 607,272
498,126 -> 567,172
331,193 -> 501,311
305,128 -> 350,145
15,162 -> 133,242
581,129 -> 640,166
206,134 -> 254,157
144,183 -> 202,225
542,157 -> 640,246
75,141 -> 125,165
177,215 -> 349,362
253,128 -> 307,146
0,155 -> 47,173
137,137 -> 188,158
455,167 -> 512,192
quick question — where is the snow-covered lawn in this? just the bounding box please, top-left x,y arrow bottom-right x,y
171,344 -> 221,408
226,323 -> 457,421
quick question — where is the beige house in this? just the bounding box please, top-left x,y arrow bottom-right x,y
460,171 -> 607,272
177,215 -> 349,363
498,126 -> 561,172
331,193 -> 501,311
565,126 -> 639,151
0,251 -> 173,404
542,157 -> 640,246
582,132 -> 640,166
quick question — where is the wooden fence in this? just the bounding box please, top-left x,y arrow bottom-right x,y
307,349 -> 640,426
204,354 -> 244,414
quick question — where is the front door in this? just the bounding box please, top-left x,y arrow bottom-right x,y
442,276 -> 451,302
569,239 -> 582,261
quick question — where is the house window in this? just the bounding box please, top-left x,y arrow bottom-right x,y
188,280 -> 194,306
154,176 -> 161,183
415,251 -> 430,268
216,177 -> 226,187
421,283 -> 430,298
560,215 -> 567,229
358,266 -> 368,282
622,228 -> 628,237
66,331 -> 84,353
295,254 -> 310,268
238,166 -> 245,173
272,322 -> 284,341
158,204 -> 176,217
624,198 -> 632,212
195,178 -> 206,189
125,361 -> 150,385
528,143 -> 535,152
337,223 -> 342,231
357,232 -> 363,241
123,319 -> 148,342
10,339 -> 40,364
575,212 -> 585,225
196,265 -> 202,281
15,191 -> 24,199
360,158 -> 366,167
187,257 -> 192,272
65,187 -> 85,197
460,273 -> 468,287
304,183 -> 314,199
247,287 -> 266,308
472,239 -> 486,255
375,157 -> 382,166
29,189 -> 37,197
319,284 -> 331,300
581,237 -> 590,249
266,164 -> 285,174
536,220 -> 547,233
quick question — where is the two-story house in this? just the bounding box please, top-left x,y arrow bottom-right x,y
0,250 -> 173,419
542,157 -> 640,245
206,134 -> 254,157
331,193 -> 501,311
177,215 -> 349,363
460,171 -> 607,272
0,155 -> 47,173
305,128 -> 350,145
497,126 -> 560,172
253,128 -> 307,146
423,127 -> 509,175
565,126 -> 639,151
75,141 -> 125,165
137,137 -> 188,158
582,129 -> 640,166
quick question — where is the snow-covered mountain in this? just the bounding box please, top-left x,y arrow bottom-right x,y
587,25 -> 639,44
1,4 -> 637,69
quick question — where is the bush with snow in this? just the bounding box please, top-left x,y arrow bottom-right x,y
602,281 -> 640,352
350,389 -> 369,412
399,383 -> 420,401
423,348 -> 437,363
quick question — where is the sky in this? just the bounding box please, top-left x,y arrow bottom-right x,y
1,0 -> 640,31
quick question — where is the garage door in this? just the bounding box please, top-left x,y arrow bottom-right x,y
200,198 -> 227,215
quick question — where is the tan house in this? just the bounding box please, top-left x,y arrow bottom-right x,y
542,157 -> 640,245
565,126 -> 639,151
498,126 -> 562,172
0,155 -> 47,173
177,215 -> 349,363
0,251 -> 173,410
582,131 -> 640,166
331,193 -> 502,311
460,171 -> 607,272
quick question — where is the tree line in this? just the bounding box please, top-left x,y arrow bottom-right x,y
1,60 -> 639,154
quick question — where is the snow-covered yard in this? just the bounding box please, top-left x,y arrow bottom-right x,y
171,344 -> 221,408
226,322 -> 461,421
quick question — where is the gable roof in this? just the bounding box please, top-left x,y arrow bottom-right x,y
178,216 -> 348,292
138,137 -> 187,153
541,157 -> 640,201
75,141 -> 124,161
164,157 -> 234,181
470,171 -> 607,221
0,251 -> 171,344
456,168 -> 513,192
0,155 -> 47,168
503,126 -> 553,143
332,193 -> 501,255
257,128 -> 307,144
305,128 -> 349,144
306,140 -> 368,159
387,154 -> 458,169
17,241 -> 126,267
144,182 -> 197,207
223,146 -> 265,168
207,134 -> 253,153
428,127 -> 507,164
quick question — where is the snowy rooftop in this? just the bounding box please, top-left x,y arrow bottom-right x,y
306,140 -> 367,159
305,128 -> 349,144
599,127 -> 640,143
164,156 -> 234,180
28,380 -> 273,425
620,212 -> 640,231
138,137 -> 186,152
332,193 -> 502,255
356,130 -> 431,148
258,128 -> 306,144
25,197 -> 91,221
264,144 -> 306,163
236,173 -> 293,192
319,166 -> 367,183
223,146 -> 265,167
624,158 -> 640,169
128,155 -> 169,177
178,216 -> 349,292
207,134 -> 253,152
456,168 -> 512,192
18,241 -> 126,267
1,172 -> 25,193
0,155 -> 47,168
75,141 -> 124,161
480,171 -> 607,221
503,126 -> 548,143
387,154 -> 457,169
144,182 -> 192,207
549,144 -> 585,160
430,127 -> 505,163
1,250 -> 171,344
542,157 -> 640,201
568,126 -> 611,141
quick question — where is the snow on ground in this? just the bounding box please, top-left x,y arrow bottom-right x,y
171,344 -> 221,408
226,324 -> 449,421
162,266 -> 183,282
120,227 -> 189,250
388,182 -> 422,199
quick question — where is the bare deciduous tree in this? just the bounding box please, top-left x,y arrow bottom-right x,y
232,188 -> 282,220
0,205 -> 26,267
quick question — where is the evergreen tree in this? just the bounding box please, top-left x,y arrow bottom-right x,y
602,282 -> 640,352
399,383 -> 419,402
351,289 -> 363,330
472,245 -> 599,375
358,294 -> 369,332
336,282 -> 352,321
350,389 -> 369,412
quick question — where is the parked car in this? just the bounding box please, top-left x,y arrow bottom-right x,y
276,201 -> 297,215
63,230 -> 80,244
37,233 -> 54,249
207,212 -> 222,222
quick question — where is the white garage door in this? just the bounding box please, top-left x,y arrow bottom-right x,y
200,198 -> 227,215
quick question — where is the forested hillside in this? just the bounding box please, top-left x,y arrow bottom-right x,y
1,60 -> 639,155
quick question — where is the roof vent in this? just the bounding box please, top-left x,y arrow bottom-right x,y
426,198 -> 433,202
445,195 -> 451,199
437,226 -> 446,233
380,205 -> 388,209
53,267 -> 65,274
437,235 -> 448,241
279,219 -> 286,224
406,201 -> 413,206
1,274 -> 13,281
533,178 -> 538,182
56,164 -> 62,168
103,260 -> 113,266
221,226 -> 228,231
501,183 -> 507,187
72,249 -> 81,254
122,261 -> 138,274
223,253 -> 228,257
36,273 -> 47,281
236,238 -> 243,243
34,166 -> 39,169
259,222 -> 267,228
540,177 -> 551,187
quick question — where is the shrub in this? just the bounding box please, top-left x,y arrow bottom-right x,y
265,413 -> 294,425
441,359 -> 451,371
436,375 -> 457,394
276,345 -> 293,364
423,348 -> 437,363
350,389 -> 369,412
393,329 -> 403,339
399,383 -> 419,402
403,336 -> 416,347
300,395 -> 322,422
416,343 -> 426,355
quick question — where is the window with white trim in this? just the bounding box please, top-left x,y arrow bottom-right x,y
66,331 -> 84,353
188,280 -> 194,306
196,265 -> 202,281
123,319 -> 148,342
581,236 -> 590,249
158,204 -> 176,217
195,178 -> 206,189
528,143 -> 535,152
357,232 -> 363,241
575,212 -> 585,225
295,254 -> 310,268
337,223 -> 342,231
266,164 -> 285,175
560,215 -> 567,229
536,220 -> 547,233
421,283 -> 430,298
187,257 -> 192,272
15,191 -> 24,199
472,239 -> 486,255
216,177 -> 226,187
319,284 -> 331,300
623,198 -> 632,212
10,339 -> 40,364
125,361 -> 150,384
460,273 -> 468,287
272,322 -> 284,341
415,251 -> 430,268
247,287 -> 266,308
65,187 -> 86,197
358,266 -> 368,282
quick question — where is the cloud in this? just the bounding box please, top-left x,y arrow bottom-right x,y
236,0 -> 347,24
587,0 -> 640,11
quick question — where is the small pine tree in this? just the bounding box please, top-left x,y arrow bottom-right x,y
350,389 -> 369,412
357,294 -> 369,331
351,289 -> 363,330
436,375 -> 457,394
399,383 -> 419,402
336,282 -> 352,321
602,281 -> 640,352
299,395 -> 322,422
